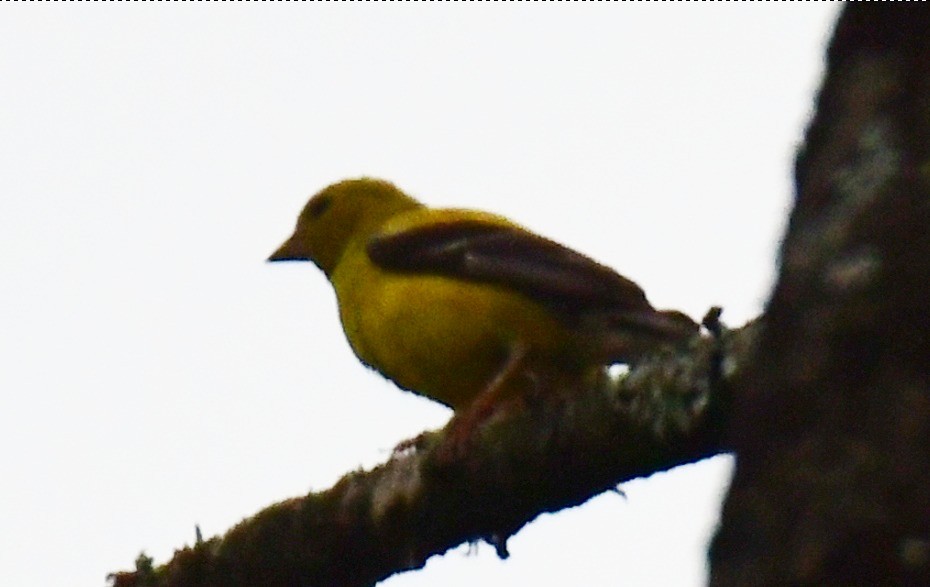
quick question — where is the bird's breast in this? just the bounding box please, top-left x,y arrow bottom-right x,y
330,252 -> 574,410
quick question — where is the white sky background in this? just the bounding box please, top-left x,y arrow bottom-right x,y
1,6 -> 839,587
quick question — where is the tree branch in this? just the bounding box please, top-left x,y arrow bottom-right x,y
111,312 -> 746,587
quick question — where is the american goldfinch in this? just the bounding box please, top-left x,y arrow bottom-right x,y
269,178 -> 696,450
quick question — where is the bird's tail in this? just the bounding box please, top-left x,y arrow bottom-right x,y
585,308 -> 699,364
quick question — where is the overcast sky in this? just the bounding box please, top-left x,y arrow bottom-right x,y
1,6 -> 839,587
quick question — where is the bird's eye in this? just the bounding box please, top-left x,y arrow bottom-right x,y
306,194 -> 332,218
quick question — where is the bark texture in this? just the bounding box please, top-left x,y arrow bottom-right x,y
711,7 -> 930,586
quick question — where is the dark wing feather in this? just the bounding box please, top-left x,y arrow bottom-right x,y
366,219 -> 653,320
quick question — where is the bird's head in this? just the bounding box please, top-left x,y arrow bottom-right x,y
268,178 -> 422,276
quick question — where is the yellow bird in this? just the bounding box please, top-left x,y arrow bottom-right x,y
269,178 -> 696,449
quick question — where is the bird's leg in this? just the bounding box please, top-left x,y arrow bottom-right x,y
437,342 -> 529,464
469,341 -> 529,423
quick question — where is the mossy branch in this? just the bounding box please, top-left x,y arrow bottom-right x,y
110,314 -> 745,587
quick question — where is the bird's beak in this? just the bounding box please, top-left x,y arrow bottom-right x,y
267,236 -> 309,262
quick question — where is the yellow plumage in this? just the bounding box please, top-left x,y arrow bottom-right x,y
270,178 -> 695,430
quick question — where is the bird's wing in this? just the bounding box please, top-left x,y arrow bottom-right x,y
366,209 -> 653,320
